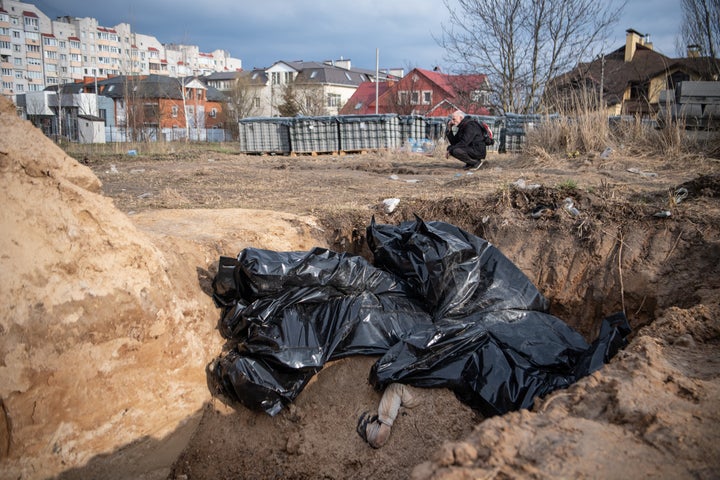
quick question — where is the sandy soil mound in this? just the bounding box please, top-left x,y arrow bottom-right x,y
0,97 -> 324,480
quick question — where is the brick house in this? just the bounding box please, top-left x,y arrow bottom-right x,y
96,74 -> 225,132
339,67 -> 492,117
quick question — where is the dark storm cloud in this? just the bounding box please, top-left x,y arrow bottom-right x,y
25,0 -> 684,71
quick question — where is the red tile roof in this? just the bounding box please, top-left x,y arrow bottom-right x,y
339,81 -> 394,114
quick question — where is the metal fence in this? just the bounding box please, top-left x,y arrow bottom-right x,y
105,126 -> 231,143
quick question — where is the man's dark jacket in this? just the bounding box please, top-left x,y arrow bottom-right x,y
446,116 -> 487,160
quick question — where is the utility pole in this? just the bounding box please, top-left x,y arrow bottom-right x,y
599,53 -> 605,110
375,48 -> 379,114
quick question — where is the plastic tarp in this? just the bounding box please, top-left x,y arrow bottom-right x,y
210,217 -> 630,417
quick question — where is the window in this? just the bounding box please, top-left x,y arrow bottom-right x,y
327,93 -> 341,107
44,50 -> 57,59
271,71 -> 281,85
171,105 -> 179,117
253,97 -> 260,107
24,17 -> 38,32
0,27 -> 9,35
25,31 -> 38,41
12,30 -> 21,39
27,44 -> 40,53
70,40 -> 80,49
1,68 -> 11,76
0,41 -> 10,49
209,108 -> 217,118
2,81 -> 12,90
398,91 -> 408,104
43,36 -> 58,47
422,91 -> 431,105
411,91 -> 420,105
13,44 -> 21,52
13,57 -> 22,66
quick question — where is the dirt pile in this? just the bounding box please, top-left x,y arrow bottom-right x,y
0,96 -> 321,480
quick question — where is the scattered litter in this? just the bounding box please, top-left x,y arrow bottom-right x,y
405,138 -> 435,154
531,205 -> 553,219
382,198 -> 400,214
127,149 -> 137,156
129,168 -> 145,174
137,192 -> 152,199
563,197 -> 580,216
207,158 -> 215,162
673,187 -> 688,205
108,164 -> 118,174
511,178 -> 541,191
388,174 -> 419,183
566,150 -> 579,158
600,147 -> 612,159
654,210 -> 672,218
627,167 -> 658,178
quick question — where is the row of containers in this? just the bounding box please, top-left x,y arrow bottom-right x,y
237,113 -> 546,155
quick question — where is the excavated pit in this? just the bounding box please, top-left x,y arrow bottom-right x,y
165,179 -> 719,480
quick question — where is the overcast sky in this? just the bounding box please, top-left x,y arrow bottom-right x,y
26,0 -> 684,71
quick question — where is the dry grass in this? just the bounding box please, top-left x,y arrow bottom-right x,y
526,111 -> 720,160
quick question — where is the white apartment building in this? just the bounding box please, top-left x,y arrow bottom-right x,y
0,0 -> 241,101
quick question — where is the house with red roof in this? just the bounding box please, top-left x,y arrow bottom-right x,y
340,67 -> 492,117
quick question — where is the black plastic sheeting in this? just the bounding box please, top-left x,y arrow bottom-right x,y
210,217 -> 630,417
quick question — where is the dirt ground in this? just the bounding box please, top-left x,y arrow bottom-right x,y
2,93 -> 719,480
88,140 -> 720,480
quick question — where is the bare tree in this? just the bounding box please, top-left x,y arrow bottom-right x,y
439,0 -> 623,114
224,74 -> 260,122
679,0 -> 720,76
294,86 -> 328,116
387,82 -> 422,115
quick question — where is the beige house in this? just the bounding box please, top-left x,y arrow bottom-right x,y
545,29 -> 720,117
204,59 -> 391,118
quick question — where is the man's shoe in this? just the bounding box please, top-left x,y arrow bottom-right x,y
464,160 -> 484,171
